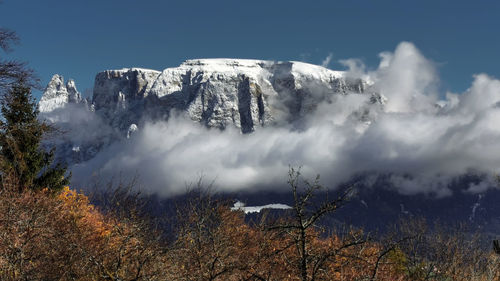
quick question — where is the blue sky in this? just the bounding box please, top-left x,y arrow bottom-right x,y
1,0 -> 499,98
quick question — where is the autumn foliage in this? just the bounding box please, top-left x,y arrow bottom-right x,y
2,181 -> 500,280
0,185 -> 164,280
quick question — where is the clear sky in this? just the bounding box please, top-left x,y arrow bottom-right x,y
1,0 -> 499,98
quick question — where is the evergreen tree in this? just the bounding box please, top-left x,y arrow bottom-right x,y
0,82 -> 69,192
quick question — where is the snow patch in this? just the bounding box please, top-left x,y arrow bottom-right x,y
231,200 -> 292,214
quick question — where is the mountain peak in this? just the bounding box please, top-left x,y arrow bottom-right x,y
39,74 -> 84,113
45,74 -> 65,94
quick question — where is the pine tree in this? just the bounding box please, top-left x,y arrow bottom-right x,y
0,82 -> 69,192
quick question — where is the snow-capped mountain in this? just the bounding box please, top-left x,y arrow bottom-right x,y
43,59 -> 372,132
40,59 -> 380,164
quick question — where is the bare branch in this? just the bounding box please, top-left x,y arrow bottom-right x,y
0,28 -> 19,53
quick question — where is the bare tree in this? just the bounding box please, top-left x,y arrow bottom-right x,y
0,27 -> 38,95
265,167 -> 365,281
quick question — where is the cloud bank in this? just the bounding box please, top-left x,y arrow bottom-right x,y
68,42 -> 500,197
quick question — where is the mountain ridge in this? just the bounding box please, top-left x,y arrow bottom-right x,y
40,59 -> 376,131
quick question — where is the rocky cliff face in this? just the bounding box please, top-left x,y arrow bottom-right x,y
92,68 -> 161,131
40,59 -> 379,164
88,59 -> 370,133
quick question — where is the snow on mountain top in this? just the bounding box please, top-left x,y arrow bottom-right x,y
182,58 -> 267,68
180,58 -> 345,78
100,67 -> 162,75
39,75 -> 71,112
39,74 -> 86,114
289,61 -> 345,79
47,74 -> 64,86
174,58 -> 270,78
94,60 -> 346,84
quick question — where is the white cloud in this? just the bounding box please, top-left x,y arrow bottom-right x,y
321,53 -> 333,68
371,42 -> 439,113
66,42 -> 500,197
